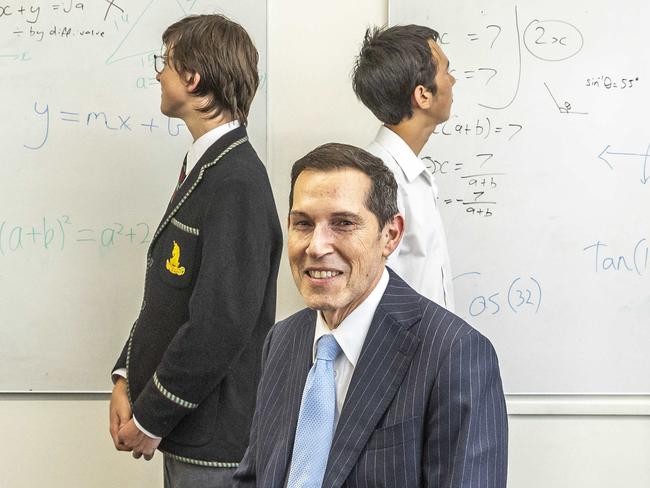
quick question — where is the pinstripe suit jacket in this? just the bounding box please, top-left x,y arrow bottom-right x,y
234,269 -> 508,487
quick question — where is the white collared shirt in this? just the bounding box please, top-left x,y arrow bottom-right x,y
312,268 -> 389,426
181,119 -> 240,184
367,126 -> 455,311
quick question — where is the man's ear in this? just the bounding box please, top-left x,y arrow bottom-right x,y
184,70 -> 201,94
381,213 -> 405,259
412,84 -> 433,110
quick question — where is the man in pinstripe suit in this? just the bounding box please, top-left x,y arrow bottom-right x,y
234,143 -> 508,487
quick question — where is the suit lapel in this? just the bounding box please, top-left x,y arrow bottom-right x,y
323,271 -> 423,488
149,126 -> 249,251
269,309 -> 315,486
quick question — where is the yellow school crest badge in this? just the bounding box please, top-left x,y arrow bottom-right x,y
166,241 -> 186,276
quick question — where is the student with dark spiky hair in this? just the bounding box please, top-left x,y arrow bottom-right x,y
353,24 -> 456,312
109,14 -> 282,487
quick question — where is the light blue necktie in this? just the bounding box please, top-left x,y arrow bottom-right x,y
286,334 -> 342,488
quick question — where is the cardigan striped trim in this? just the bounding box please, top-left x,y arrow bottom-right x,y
162,451 -> 240,468
125,320 -> 137,404
170,218 -> 200,236
153,372 -> 199,409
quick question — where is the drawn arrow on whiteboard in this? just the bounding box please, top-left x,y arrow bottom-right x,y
597,145 -> 650,184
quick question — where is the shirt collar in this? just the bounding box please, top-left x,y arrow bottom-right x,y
373,125 -> 427,183
185,120 -> 241,176
313,268 -> 389,367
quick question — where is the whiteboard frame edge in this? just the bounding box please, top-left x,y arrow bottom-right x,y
505,394 -> 650,416
1,392 -> 649,416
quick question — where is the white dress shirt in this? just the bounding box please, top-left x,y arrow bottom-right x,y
183,119 -> 240,183
312,268 -> 389,427
367,126 -> 455,311
112,119 -> 241,439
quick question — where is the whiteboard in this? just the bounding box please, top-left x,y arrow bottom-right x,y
390,0 -> 650,393
0,0 -> 267,391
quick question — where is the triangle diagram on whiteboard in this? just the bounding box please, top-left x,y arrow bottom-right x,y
105,0 -> 196,64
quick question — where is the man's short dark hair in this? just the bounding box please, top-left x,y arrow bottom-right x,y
352,24 -> 440,125
163,14 -> 259,124
290,143 -> 399,229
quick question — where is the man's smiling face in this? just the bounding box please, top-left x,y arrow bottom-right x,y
288,167 -> 393,327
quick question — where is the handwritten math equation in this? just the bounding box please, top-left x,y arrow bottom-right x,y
428,5 -> 649,217
438,6 -> 643,118
0,0 -> 132,65
0,215 -> 151,255
0,2 -> 86,26
423,153 -> 504,218
23,101 -> 186,150
585,75 -> 640,92
440,16 -> 582,61
454,271 -> 542,318
0,1 -> 107,43
0,0 -> 129,58
583,238 -> 649,276
0,0 -> 128,26
433,116 -> 523,141
439,7 -> 587,112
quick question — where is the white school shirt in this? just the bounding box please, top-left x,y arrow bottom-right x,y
112,119 -> 241,439
367,126 -> 455,311
183,120 -> 240,183
311,268 -> 389,426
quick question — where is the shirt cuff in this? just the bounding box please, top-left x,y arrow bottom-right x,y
112,368 -> 127,384
133,415 -> 162,440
